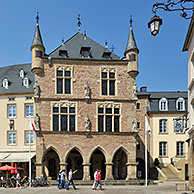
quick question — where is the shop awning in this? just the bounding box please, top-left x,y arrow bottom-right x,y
0,152 -> 36,162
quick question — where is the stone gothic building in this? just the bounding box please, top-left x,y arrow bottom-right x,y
31,17 -> 140,180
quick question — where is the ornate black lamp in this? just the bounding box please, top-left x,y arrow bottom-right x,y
148,0 -> 194,36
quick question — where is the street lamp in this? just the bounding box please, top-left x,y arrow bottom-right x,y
148,0 -> 194,36
148,15 -> 163,36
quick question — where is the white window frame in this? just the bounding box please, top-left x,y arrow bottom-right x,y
23,77 -> 29,88
8,104 -> 16,118
19,69 -> 24,78
159,119 -> 167,133
159,97 -> 168,111
159,142 -> 167,157
176,97 -> 185,111
177,142 -> 184,157
8,131 -> 16,145
2,78 -> 8,89
25,104 -> 34,117
25,131 -> 34,145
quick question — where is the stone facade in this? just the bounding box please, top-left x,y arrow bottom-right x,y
31,18 -> 140,180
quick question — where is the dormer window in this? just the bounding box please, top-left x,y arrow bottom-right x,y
23,77 -> 29,88
159,97 -> 168,111
102,52 -> 111,59
2,78 -> 8,89
80,47 -> 91,58
176,97 -> 185,111
19,69 -> 25,78
59,50 -> 68,57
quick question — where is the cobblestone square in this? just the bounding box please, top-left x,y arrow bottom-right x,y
0,182 -> 191,194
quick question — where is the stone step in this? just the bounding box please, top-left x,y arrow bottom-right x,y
161,167 -> 180,181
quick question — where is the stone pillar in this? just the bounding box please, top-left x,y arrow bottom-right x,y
126,162 -> 137,180
35,163 -> 43,177
59,163 -> 67,171
189,139 -> 194,189
105,162 -> 113,180
82,163 -> 91,180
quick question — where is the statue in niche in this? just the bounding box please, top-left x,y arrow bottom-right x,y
132,82 -> 138,100
85,114 -> 91,131
33,81 -> 40,98
132,116 -> 138,132
84,82 -> 91,99
34,113 -> 40,130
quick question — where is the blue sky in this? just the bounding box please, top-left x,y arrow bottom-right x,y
0,0 -> 189,91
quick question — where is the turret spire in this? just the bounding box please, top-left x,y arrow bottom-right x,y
31,12 -> 45,51
124,15 -> 139,56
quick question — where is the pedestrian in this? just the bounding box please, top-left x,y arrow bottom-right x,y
16,172 -> 21,189
94,170 -> 104,191
57,170 -> 61,188
92,169 -> 98,190
59,169 -> 68,189
67,169 -> 78,190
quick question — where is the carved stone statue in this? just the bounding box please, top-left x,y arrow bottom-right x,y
84,82 -> 91,99
132,116 -> 138,132
34,113 -> 40,130
85,114 -> 91,131
33,81 -> 40,98
132,82 -> 138,100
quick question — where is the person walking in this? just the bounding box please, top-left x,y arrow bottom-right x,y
57,170 -> 61,189
16,172 -> 21,189
92,169 -> 98,190
94,170 -> 103,191
59,169 -> 68,189
67,169 -> 77,190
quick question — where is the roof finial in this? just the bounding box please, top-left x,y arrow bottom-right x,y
36,12 -> 39,25
105,40 -> 108,48
62,37 -> 64,44
129,15 -> 133,27
110,45 -> 115,52
84,31 -> 87,40
77,14 -> 81,32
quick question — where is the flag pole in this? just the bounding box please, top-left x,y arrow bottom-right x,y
145,115 -> 148,186
29,113 -> 32,187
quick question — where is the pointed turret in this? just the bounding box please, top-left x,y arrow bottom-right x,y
125,16 -> 139,78
31,13 -> 45,75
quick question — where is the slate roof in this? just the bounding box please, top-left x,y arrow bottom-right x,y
147,91 -> 188,112
31,24 -> 44,50
0,64 -> 34,95
124,26 -> 139,55
48,32 -> 121,60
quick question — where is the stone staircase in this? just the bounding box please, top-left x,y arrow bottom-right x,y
161,167 -> 181,181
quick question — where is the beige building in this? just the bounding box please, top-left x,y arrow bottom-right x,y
183,14 -> 194,188
0,64 -> 36,176
147,91 -> 188,180
30,16 -> 140,181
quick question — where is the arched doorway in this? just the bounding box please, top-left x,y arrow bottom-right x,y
43,149 -> 60,180
112,148 -> 127,180
90,149 -> 106,180
66,149 -> 83,180
136,158 -> 145,179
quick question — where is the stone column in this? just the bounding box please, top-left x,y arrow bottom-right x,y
82,163 -> 91,180
35,163 -> 43,177
59,163 -> 67,171
105,162 -> 113,180
126,162 -> 137,180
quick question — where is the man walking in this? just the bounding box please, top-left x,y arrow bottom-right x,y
92,169 -> 98,190
59,169 -> 68,189
67,169 -> 77,190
